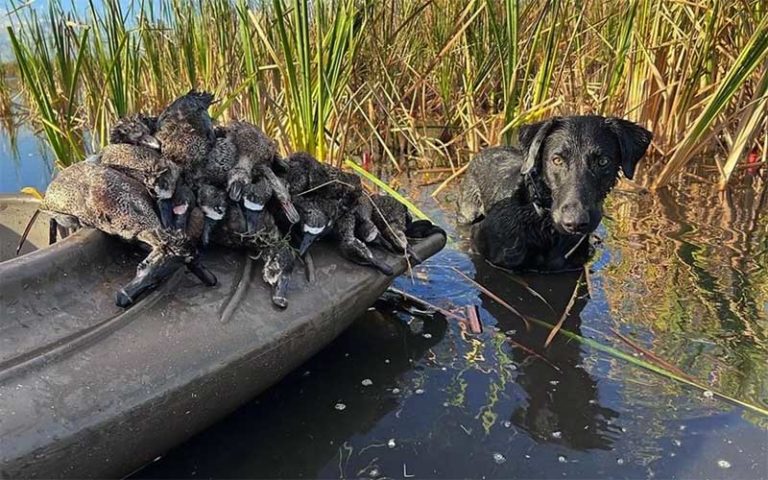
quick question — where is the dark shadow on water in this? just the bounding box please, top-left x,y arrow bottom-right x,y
470,256 -> 621,451
135,309 -> 448,479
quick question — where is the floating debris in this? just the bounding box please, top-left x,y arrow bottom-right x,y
503,420 -> 512,428
549,380 -> 559,386
551,431 -> 562,439
391,388 -> 401,394
415,388 -> 425,395
703,390 -> 714,399
423,333 -> 432,339
334,403 -> 346,411
492,453 -> 506,465
387,438 -> 396,448
558,455 -> 567,463
617,458 -> 625,465
361,379 -> 373,386
368,468 -> 380,478
672,439 -> 682,447
717,460 -> 731,469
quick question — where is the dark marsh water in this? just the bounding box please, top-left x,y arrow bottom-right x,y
2,126 -> 767,479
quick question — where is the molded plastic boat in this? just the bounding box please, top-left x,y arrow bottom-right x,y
0,194 -> 446,478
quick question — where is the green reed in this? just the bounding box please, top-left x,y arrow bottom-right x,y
3,0 -> 767,187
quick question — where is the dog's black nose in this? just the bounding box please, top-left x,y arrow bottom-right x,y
560,205 -> 591,234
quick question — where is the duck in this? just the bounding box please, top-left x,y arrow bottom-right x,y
368,194 -> 420,261
283,152 -> 360,255
96,114 -> 180,227
196,184 -> 229,247
333,207 -> 394,275
184,185 -> 296,309
170,182 -> 196,231
19,161 -> 216,307
214,121 -> 299,223
154,90 -> 217,171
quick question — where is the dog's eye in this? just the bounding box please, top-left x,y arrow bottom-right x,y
598,157 -> 610,167
551,155 -> 564,166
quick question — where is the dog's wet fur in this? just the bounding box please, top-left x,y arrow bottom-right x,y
458,115 -> 652,272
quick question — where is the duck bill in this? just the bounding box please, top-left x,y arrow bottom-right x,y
158,198 -> 174,229
243,208 -> 265,234
298,231 -> 320,256
201,216 -> 218,247
115,255 -> 183,308
140,134 -> 162,151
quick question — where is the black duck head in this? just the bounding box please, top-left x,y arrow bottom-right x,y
149,163 -> 181,228
198,185 -> 228,247
296,200 -> 329,256
241,180 -> 272,233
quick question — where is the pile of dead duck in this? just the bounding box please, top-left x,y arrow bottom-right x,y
18,90 -> 443,309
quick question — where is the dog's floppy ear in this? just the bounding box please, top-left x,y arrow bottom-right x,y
605,118 -> 652,180
518,118 -> 560,175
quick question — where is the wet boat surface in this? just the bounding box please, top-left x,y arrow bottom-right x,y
0,195 -> 446,479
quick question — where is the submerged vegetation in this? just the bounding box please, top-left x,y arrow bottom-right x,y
1,0 -> 767,188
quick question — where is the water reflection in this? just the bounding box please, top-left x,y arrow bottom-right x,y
138,308 -> 448,479
470,259 -> 621,451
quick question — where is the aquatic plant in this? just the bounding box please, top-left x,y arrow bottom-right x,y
2,0 -> 766,187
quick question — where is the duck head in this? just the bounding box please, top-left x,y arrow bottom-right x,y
110,114 -> 161,150
150,163 -> 181,228
296,201 -> 329,256
198,185 -> 228,247
241,180 -> 272,233
171,183 -> 196,231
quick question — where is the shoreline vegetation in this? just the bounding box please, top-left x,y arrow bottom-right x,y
1,0 -> 766,191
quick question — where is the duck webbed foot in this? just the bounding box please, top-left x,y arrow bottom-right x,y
340,238 -> 394,276
258,165 -> 300,224
115,248 -> 185,308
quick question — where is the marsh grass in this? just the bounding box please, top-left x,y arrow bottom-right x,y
3,0 -> 767,187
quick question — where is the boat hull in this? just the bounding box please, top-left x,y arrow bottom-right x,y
0,195 -> 446,479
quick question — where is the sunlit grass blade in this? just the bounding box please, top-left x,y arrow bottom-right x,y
344,159 -> 431,221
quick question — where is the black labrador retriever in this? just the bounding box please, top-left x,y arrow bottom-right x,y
457,115 -> 652,272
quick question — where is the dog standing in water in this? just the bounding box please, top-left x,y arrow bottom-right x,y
458,115 -> 652,272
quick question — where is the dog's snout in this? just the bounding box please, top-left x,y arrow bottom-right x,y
559,203 -> 591,234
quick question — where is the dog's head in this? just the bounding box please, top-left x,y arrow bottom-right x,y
519,115 -> 652,235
